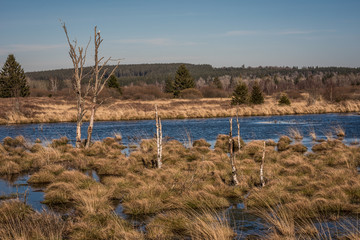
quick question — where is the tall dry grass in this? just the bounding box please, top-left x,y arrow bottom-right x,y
0,200 -> 68,240
1,133 -> 360,239
251,197 -> 360,240
1,96 -> 360,124
146,208 -> 234,240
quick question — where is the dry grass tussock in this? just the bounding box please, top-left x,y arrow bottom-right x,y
246,139 -> 360,219
146,208 -> 234,240
1,134 -> 360,239
1,96 -> 360,124
250,195 -> 360,240
288,127 -> 303,140
0,200 -> 68,240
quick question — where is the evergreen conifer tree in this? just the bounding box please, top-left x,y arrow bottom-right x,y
213,77 -> 223,89
0,54 -> 29,98
231,81 -> 248,105
164,76 -> 174,93
173,64 -> 194,97
107,74 -> 122,94
278,93 -> 291,105
250,81 -> 264,104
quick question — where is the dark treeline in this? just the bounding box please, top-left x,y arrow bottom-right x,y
26,63 -> 214,87
26,63 -> 360,102
26,63 -> 360,87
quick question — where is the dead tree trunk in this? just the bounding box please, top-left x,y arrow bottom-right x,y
229,118 -> 239,185
236,108 -> 241,155
85,26 -> 119,148
155,105 -> 162,169
260,141 -> 266,187
62,23 -> 90,148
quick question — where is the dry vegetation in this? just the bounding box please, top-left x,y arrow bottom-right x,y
0,131 -> 360,239
1,95 -> 360,124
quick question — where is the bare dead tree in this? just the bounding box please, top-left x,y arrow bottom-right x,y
85,26 -> 120,148
229,118 -> 239,185
62,23 -> 91,148
49,77 -> 58,93
155,105 -> 163,168
236,108 -> 241,155
260,141 -> 266,187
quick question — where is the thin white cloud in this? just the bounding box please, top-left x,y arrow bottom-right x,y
113,38 -> 198,46
0,44 -> 65,55
118,38 -> 171,45
224,29 -> 333,37
277,30 -> 314,35
225,30 -> 260,36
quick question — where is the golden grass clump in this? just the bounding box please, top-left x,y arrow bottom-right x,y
0,161 -> 22,175
214,134 -> 245,152
277,135 -> 292,151
43,170 -> 97,206
242,140 -> 263,157
289,143 -> 308,153
0,200 -> 68,240
43,182 -> 78,205
146,208 -> 234,240
193,138 -> 211,148
288,127 -> 303,140
50,136 -> 69,148
309,129 -> 317,141
28,164 -> 65,184
69,212 -> 143,240
265,139 -> 277,146
73,184 -> 113,215
333,125 -> 346,138
92,155 -> 133,176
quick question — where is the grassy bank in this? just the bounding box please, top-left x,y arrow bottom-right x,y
1,132 -> 360,239
1,96 -> 360,124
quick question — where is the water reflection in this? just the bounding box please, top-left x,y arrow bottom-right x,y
0,174 -> 46,211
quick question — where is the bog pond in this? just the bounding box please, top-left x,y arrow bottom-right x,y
1,113 -> 360,238
1,113 -> 360,149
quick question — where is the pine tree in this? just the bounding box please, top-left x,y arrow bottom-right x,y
213,77 -> 223,89
107,74 -> 122,94
164,76 -> 174,93
231,81 -> 248,105
0,54 -> 30,98
278,93 -> 291,105
250,81 -> 264,104
173,64 -> 195,97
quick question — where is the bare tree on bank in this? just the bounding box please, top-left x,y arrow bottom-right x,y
85,26 -> 120,148
62,23 -> 91,148
236,108 -> 241,155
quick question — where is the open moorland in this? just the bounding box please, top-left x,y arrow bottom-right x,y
0,132 -> 360,239
1,96 -> 360,125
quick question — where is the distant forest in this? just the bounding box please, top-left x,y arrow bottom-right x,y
26,63 -> 360,86
26,63 -> 360,101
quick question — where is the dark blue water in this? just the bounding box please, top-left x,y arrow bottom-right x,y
1,113 -> 359,148
0,175 -> 46,211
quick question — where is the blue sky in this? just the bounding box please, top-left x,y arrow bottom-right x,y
0,0 -> 359,72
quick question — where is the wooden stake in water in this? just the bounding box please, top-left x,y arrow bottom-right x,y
229,118 -> 239,186
260,141 -> 266,187
155,105 -> 162,169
